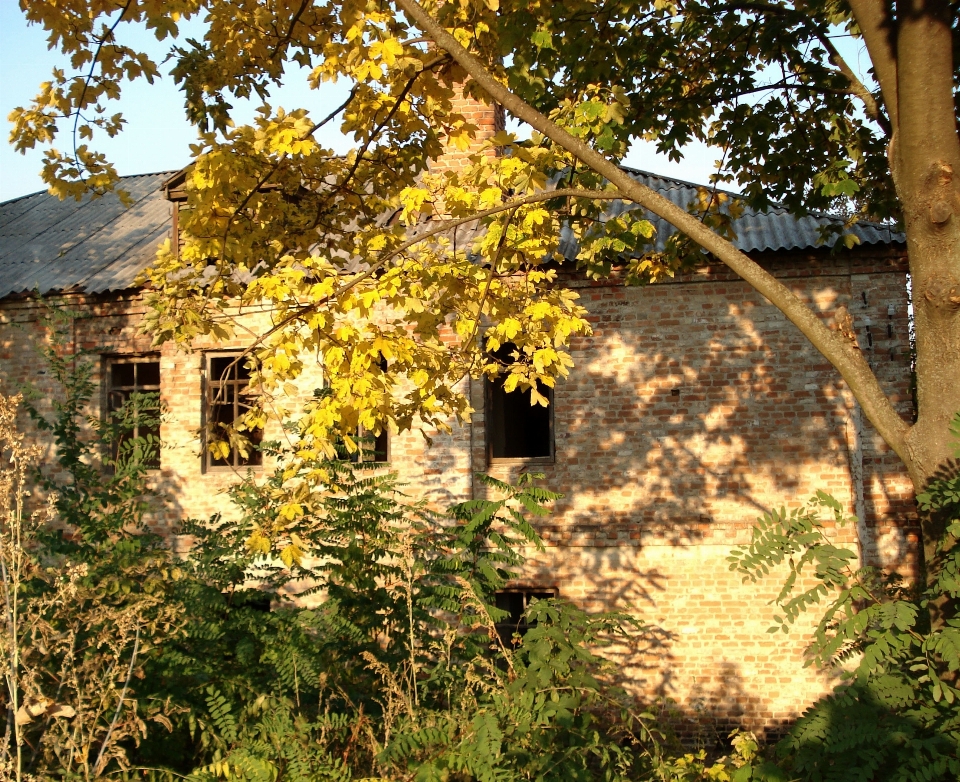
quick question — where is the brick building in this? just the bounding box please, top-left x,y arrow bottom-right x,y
0,107 -> 917,738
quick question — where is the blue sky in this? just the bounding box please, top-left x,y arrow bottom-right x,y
2,6 -> 848,204
0,5 -> 359,201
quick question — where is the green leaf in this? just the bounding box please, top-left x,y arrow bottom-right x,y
531,30 -> 553,49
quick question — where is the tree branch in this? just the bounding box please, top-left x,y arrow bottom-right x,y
94,622 -> 140,775
814,31 -> 892,135
847,0 -> 900,130
308,53 -> 449,231
726,0 -> 895,133
243,187 -> 618,352
270,0 -> 314,59
722,77 -> 864,101
188,84 -> 360,322
71,0 -> 134,182
395,0 -> 912,463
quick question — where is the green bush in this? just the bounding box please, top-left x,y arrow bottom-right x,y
4,342 -> 713,781
730,416 -> 960,782
23,334 -> 960,781
1,347 -> 179,780
144,441 -> 673,780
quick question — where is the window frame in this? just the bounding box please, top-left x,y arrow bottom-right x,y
103,354 -> 162,470
328,355 -> 390,465
353,424 -> 389,464
494,587 -> 558,647
202,351 -> 264,473
485,360 -> 555,466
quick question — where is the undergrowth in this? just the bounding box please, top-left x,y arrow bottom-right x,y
5,336 -> 959,781
730,416 -> 960,781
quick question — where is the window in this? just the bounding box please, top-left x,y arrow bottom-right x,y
494,589 -> 557,647
204,352 -> 263,471
486,345 -> 554,462
351,425 -> 389,464
334,423 -> 388,463
330,355 -> 389,464
105,356 -> 161,469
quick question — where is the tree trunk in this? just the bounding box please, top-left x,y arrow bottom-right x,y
892,0 -> 960,579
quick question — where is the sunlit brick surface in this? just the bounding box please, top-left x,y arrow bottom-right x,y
0,242 -> 916,738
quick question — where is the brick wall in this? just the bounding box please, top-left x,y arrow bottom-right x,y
0,241 -> 916,736
0,292 -> 475,543
468,246 -> 916,738
429,85 -> 505,174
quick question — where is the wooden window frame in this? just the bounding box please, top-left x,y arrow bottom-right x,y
103,354 -> 162,470
203,351 -> 263,473
351,424 -> 389,464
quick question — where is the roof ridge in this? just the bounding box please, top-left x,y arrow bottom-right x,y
0,170 -> 182,208
618,163 -> 899,232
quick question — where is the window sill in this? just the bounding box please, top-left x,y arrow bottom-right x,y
203,465 -> 264,475
488,456 -> 555,467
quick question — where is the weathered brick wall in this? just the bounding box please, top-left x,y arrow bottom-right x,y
470,245 -> 916,738
0,244 -> 916,740
0,292 -> 475,540
429,84 -> 505,175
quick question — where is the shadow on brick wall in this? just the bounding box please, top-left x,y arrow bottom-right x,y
525,273 -> 917,561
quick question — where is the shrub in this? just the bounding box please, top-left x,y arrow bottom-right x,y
142,440 -> 675,780
1,361 -> 179,780
730,417 -> 960,782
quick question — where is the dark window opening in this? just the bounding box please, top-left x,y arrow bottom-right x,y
238,592 -> 273,613
205,353 -> 263,471
105,356 -> 161,469
333,355 -> 389,464
494,589 -> 557,647
336,425 -> 389,464
358,426 -> 389,463
486,344 -> 553,461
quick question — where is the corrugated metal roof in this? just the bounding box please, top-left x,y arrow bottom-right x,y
556,168 -> 903,260
0,172 -> 175,297
0,167 -> 902,301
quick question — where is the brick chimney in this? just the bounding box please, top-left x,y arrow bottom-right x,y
431,83 -> 505,174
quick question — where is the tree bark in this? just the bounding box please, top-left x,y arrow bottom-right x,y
889,0 -> 960,574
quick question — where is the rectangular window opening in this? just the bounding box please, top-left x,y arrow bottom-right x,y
204,352 -> 263,471
486,343 -> 554,463
332,355 -> 390,465
357,425 -> 389,464
494,588 -> 557,647
105,355 -> 161,470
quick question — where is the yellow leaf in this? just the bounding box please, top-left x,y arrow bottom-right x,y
529,385 -> 549,407
246,531 -> 272,555
280,543 -> 303,568
380,38 -> 403,66
279,502 -> 303,521
209,439 -> 231,461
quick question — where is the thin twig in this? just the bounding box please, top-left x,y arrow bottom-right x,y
93,622 -> 140,775
71,1 -> 134,183
199,83 -> 361,314
814,31 -> 891,135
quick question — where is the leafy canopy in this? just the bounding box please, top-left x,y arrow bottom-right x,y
9,0 -> 948,470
